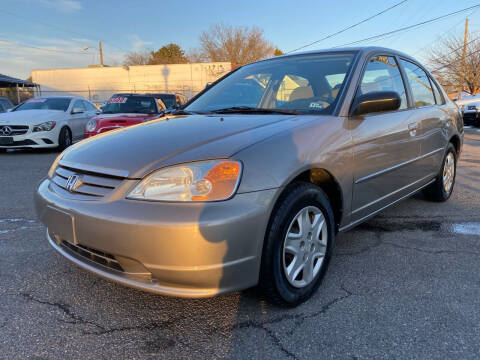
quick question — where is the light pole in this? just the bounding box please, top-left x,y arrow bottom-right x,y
82,41 -> 104,67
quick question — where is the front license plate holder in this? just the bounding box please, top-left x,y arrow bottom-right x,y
0,137 -> 13,145
44,206 -> 77,245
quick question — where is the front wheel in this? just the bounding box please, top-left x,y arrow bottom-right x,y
57,127 -> 72,151
259,182 -> 335,307
423,144 -> 457,202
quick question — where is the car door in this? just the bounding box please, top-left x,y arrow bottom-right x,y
399,59 -> 447,178
69,100 -> 87,140
349,54 -> 423,222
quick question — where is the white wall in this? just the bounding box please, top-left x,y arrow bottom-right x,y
31,62 -> 231,104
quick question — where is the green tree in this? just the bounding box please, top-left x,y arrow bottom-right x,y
149,43 -> 189,64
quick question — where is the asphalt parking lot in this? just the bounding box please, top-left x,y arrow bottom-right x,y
1,130 -> 480,360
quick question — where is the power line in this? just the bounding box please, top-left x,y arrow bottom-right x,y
430,36 -> 480,73
0,39 -> 89,55
332,3 -> 480,48
286,0 -> 408,53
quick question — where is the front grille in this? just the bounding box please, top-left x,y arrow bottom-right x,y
463,112 -> 477,120
0,125 -> 29,135
61,241 -> 124,272
51,165 -> 124,198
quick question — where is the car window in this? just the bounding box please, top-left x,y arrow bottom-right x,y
157,99 -> 166,111
102,96 -> 159,114
0,103 -> 4,112
0,99 -> 13,110
83,101 -> 97,111
159,95 -> 176,108
73,100 -> 85,111
430,78 -> 445,105
400,59 -> 436,108
357,55 -> 407,110
186,52 -> 356,115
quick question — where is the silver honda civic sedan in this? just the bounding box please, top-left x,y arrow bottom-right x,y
35,47 -> 463,306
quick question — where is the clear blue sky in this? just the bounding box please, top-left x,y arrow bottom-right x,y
1,0 -> 479,78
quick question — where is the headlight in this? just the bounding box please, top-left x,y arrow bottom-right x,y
127,160 -> 242,202
86,119 -> 97,132
47,152 -> 63,178
33,121 -> 56,132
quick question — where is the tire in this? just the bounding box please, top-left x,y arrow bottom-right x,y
259,182 -> 335,307
423,143 -> 457,202
57,127 -> 72,151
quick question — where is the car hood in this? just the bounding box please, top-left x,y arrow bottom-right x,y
0,109 -> 66,125
61,114 -> 300,178
95,113 -> 160,125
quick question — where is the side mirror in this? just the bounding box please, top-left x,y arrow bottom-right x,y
351,91 -> 401,116
71,107 -> 84,114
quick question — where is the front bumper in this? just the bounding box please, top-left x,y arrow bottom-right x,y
35,179 -> 276,297
0,131 -> 58,148
463,111 -> 480,126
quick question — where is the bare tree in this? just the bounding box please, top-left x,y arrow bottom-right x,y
123,50 -> 152,66
428,32 -> 480,95
198,24 -> 276,65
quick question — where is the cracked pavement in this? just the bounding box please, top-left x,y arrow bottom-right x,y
1,132 -> 480,359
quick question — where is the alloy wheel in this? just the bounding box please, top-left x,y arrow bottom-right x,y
443,152 -> 455,194
282,206 -> 328,288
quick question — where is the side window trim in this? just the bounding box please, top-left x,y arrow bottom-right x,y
394,55 -> 413,109
429,76 -> 445,105
350,52 -> 409,115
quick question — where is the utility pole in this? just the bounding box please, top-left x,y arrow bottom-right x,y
99,40 -> 104,67
459,18 -> 468,99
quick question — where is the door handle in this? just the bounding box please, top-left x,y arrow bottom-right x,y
408,122 -> 418,136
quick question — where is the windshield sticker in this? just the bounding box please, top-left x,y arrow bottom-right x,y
27,98 -> 47,103
107,97 -> 128,104
309,102 -> 324,110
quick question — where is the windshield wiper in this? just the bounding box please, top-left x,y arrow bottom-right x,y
171,109 -> 197,115
208,106 -> 299,115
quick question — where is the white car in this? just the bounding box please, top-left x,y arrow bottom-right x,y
0,96 -> 99,151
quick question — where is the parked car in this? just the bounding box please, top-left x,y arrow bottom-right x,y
461,102 -> 480,126
85,94 -> 166,137
0,97 -> 13,112
146,93 -> 187,109
36,47 -> 462,306
0,96 -> 98,150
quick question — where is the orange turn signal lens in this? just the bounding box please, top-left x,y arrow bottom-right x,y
191,161 -> 241,201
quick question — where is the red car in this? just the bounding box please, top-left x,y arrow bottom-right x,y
85,94 -> 166,137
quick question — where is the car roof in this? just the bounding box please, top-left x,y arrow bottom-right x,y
257,46 -> 419,64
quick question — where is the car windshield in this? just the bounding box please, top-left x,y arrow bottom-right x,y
102,96 -> 158,114
14,98 -> 71,112
185,52 -> 356,115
